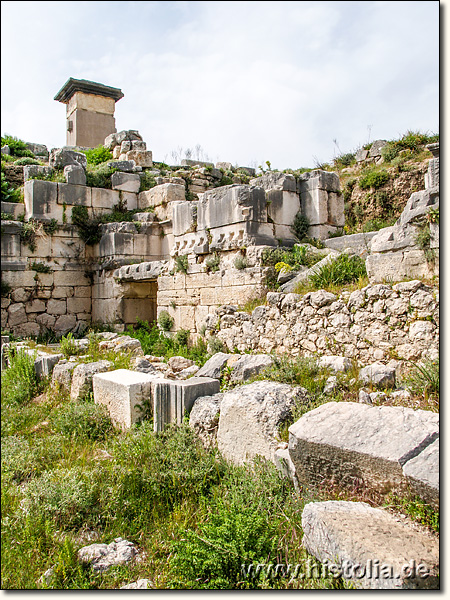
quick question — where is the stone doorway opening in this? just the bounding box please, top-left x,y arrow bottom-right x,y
120,280 -> 158,327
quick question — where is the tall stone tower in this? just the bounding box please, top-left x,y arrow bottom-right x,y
54,78 -> 124,148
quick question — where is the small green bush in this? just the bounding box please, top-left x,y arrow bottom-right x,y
1,434 -> 64,484
81,145 -> 113,166
14,157 -> 40,166
359,168 -> 390,190
292,212 -> 309,240
1,349 -> 41,406
333,152 -> 356,169
1,135 -> 34,158
59,332 -> 79,358
20,467 -> 101,529
174,329 -> 190,347
51,402 -> 113,440
381,142 -> 400,163
309,253 -> 367,289
205,253 -> 221,273
30,261 -> 52,274
158,310 -> 174,332
175,254 -> 189,274
208,336 -> 227,354
85,163 -> 117,188
1,171 -> 22,203
71,206 -> 102,245
404,358 -> 439,401
234,256 -> 248,270
1,280 -> 11,296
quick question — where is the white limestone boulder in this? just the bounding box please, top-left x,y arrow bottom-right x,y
302,501 -> 439,589
217,381 -> 309,465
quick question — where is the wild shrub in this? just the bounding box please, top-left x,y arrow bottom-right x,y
104,424 -> 227,531
14,157 -> 40,166
205,253 -> 220,273
81,146 -> 112,166
85,163 -> 117,189
208,336 -> 227,354
71,206 -> 102,245
404,358 -> 439,404
333,152 -> 356,169
309,253 -> 367,289
59,332 -> 79,358
257,355 -> 329,398
292,212 -> 310,240
1,171 -> 22,203
1,434 -> 64,485
175,254 -> 189,274
234,256 -> 248,270
50,402 -> 113,441
1,349 -> 41,405
359,168 -> 389,190
158,310 -> 174,332
1,135 -> 34,158
168,459 -> 293,589
21,467 -> 102,529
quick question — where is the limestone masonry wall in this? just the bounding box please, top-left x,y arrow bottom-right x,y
212,281 -> 439,364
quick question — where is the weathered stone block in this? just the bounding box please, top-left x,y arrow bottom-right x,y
111,172 -> 141,193
126,150 -> 153,167
152,377 -> 220,432
266,189 -> 300,225
289,402 -> 439,503
250,171 -> 297,192
24,180 -> 60,221
93,369 -> 155,430
57,183 -> 91,206
91,187 -> 120,209
71,360 -> 112,401
138,183 -> 185,209
198,185 -> 267,230
217,381 -> 308,465
302,501 -> 439,589
172,201 -> 198,236
49,148 -> 87,170
64,164 -> 86,185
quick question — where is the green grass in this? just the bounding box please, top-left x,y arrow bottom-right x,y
308,253 -> 367,290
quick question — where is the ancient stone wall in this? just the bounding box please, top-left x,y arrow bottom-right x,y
211,281 -> 439,364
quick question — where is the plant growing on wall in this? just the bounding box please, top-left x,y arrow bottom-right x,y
158,310 -> 174,332
175,255 -> 189,274
1,135 -> 34,158
1,172 -> 22,203
292,212 -> 309,241
205,253 -> 220,273
80,145 -> 113,166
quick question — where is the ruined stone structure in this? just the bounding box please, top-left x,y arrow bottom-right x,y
54,78 -> 124,148
1,132 -> 344,338
0,82 -> 439,340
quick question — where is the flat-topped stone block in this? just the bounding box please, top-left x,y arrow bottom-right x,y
111,172 -> 141,193
302,501 -> 439,589
289,402 -> 439,505
93,369 -> 156,430
152,377 -> 220,432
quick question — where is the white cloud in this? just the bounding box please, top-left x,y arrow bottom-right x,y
1,1 -> 439,167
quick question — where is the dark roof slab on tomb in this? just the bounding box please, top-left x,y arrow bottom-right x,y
54,78 -> 124,103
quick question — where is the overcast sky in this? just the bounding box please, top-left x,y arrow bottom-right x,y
1,1 -> 440,169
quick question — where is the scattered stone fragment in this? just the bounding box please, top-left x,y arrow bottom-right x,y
302,501 -> 439,589
217,381 -> 309,465
77,538 -> 138,572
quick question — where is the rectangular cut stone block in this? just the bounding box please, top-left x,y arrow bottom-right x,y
209,222 -> 275,251
24,180 -> 60,221
1,201 -> 25,219
300,188 -> 329,225
126,149 -> 153,167
93,369 -> 155,430
138,183 -> 185,209
172,231 -> 209,256
289,402 -> 439,505
111,172 -> 141,193
57,183 -> 92,206
152,377 -> 220,432
267,189 -> 300,225
91,187 -> 120,209
99,233 -> 135,257
298,170 -> 340,193
172,201 -> 198,236
302,501 -> 439,589
198,185 -> 267,229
